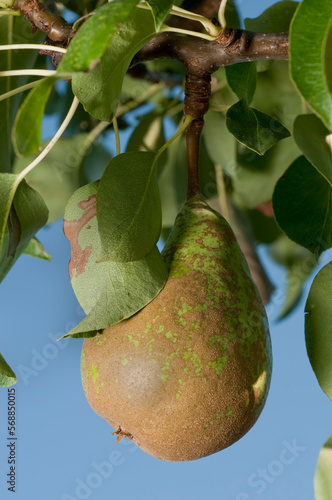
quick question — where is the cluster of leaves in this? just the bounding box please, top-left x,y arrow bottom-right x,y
0,0 -> 331,494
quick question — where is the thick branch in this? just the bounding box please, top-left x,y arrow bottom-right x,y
12,0 -> 73,43
133,30 -> 289,75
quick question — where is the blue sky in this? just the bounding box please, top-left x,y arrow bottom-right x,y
2,1 -> 332,499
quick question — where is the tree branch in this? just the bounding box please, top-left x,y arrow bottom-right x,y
12,0 -> 73,43
10,0 -> 289,78
133,30 -> 289,76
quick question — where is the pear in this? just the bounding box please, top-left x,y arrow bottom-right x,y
81,194 -> 272,461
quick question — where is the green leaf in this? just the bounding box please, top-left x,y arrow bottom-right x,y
0,17 -> 45,172
126,111 -> 166,154
0,352 -> 16,387
23,238 -> 51,261
0,174 -> 49,282
290,0 -> 332,131
225,0 -> 241,29
146,0 -> 175,30
232,136 -> 300,209
65,245 -> 167,338
273,156 -> 332,255
203,111 -> 237,178
71,8 -> 156,121
13,135 -> 108,223
225,62 -> 257,104
63,182 -> 167,337
59,0 -> 141,72
244,1 -> 299,32
97,151 -> 161,262
226,99 -> 290,155
12,79 -> 53,157
268,235 -> 316,319
293,114 -> 332,184
305,263 -> 332,400
157,132 -> 187,228
0,173 -> 17,246
315,435 -> 332,500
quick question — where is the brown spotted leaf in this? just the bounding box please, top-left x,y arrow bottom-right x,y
63,182 -> 167,337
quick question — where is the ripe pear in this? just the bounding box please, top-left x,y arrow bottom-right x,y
81,194 -> 272,461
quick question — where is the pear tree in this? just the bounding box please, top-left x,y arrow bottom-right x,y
0,0 -> 331,491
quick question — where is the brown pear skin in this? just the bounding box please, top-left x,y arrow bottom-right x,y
81,194 -> 272,461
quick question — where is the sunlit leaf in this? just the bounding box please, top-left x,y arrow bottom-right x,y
305,263 -> 332,400
293,114 -> 332,184
290,0 -> 332,130
315,435 -> 332,500
71,8 -> 156,121
59,0 -> 141,72
63,182 -> 167,337
97,151 -> 161,262
23,237 -> 51,261
65,245 -> 167,338
0,352 -> 16,387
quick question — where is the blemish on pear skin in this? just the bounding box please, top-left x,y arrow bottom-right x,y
121,356 -> 133,366
86,364 -> 99,383
96,382 -> 104,394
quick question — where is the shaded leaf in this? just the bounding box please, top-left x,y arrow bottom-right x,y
126,111 -> 165,154
0,352 -> 16,387
245,1 -> 299,32
71,8 -> 156,121
23,238 -> 51,261
293,114 -> 332,183
232,135 -> 300,209
225,62 -> 257,104
226,99 -> 290,155
13,135 -> 110,223
245,208 -> 281,244
0,174 -> 49,282
208,196 -> 275,305
158,132 -> 187,228
59,0 -> 141,72
97,151 -> 161,262
146,0 -> 175,30
273,156 -> 332,255
225,0 -> 241,29
268,235 -> 316,319
0,17 -> 44,172
290,0 -> 332,130
12,78 -> 53,157
315,434 -> 332,500
203,111 -> 237,178
305,263 -> 332,400
63,182 -> 167,337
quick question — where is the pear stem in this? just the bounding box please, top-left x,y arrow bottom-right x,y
186,118 -> 204,199
184,71 -> 211,200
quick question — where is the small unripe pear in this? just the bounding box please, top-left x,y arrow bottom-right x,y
81,194 -> 272,461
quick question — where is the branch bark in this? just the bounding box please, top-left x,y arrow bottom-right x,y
10,0 -> 289,77
133,30 -> 289,76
